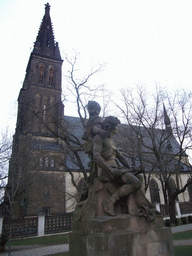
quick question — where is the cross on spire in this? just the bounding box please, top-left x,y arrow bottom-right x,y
45,3 -> 51,15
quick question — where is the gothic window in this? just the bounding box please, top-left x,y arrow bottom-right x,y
48,67 -> 54,86
45,157 -> 49,167
50,159 -> 55,168
39,65 -> 44,84
149,179 -> 160,204
39,157 -> 43,167
43,105 -> 46,122
39,157 -> 52,168
46,40 -> 50,47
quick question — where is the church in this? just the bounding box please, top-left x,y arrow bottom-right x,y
6,3 -> 192,220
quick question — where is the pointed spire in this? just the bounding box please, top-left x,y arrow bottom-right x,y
163,104 -> 172,134
45,2 -> 51,15
33,3 -> 61,60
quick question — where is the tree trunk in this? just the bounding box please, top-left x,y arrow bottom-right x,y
169,198 -> 176,224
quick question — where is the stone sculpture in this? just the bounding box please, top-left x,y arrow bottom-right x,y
76,106 -> 156,221
70,101 -> 175,256
82,100 -> 107,155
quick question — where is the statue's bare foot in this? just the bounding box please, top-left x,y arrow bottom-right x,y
103,199 -> 116,216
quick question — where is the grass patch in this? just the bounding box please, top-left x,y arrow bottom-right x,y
172,230 -> 192,240
49,252 -> 69,256
6,233 -> 69,246
175,246 -> 192,256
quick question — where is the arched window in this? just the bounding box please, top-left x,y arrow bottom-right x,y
50,159 -> 55,168
149,179 -> 160,204
48,68 -> 54,86
39,157 -> 43,167
39,65 -> 44,84
43,105 -> 46,122
45,157 -> 49,167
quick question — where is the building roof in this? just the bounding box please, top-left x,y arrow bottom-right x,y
33,3 -> 61,60
64,115 -> 191,172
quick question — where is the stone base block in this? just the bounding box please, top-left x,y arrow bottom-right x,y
69,215 -> 175,256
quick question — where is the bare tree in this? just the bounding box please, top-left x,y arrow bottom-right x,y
31,54 -> 112,206
0,130 -> 12,204
2,134 -> 38,254
64,53 -> 110,124
117,85 -> 192,223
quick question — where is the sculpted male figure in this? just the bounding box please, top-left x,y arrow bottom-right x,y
92,116 -> 142,216
82,101 -> 107,155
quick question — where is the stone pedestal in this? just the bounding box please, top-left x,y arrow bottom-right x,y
69,215 -> 175,256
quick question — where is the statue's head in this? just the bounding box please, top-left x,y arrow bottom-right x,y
87,101 -> 101,116
103,116 -> 120,132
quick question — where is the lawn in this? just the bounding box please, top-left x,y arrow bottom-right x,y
172,230 -> 192,240
6,233 -> 69,246
49,253 -> 69,256
175,246 -> 192,256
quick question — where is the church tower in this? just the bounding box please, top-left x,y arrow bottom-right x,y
8,3 -> 66,218
17,3 -> 63,136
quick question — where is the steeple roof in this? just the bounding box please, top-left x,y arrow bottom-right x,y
33,3 -> 61,60
163,104 -> 172,134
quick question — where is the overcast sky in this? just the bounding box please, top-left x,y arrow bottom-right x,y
1,0 -> 192,136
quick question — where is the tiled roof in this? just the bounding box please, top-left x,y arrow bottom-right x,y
64,115 -> 191,172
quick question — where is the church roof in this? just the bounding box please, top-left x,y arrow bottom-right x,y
64,115 -> 191,172
33,3 -> 61,60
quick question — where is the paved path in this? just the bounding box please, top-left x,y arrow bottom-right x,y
171,223 -> 192,233
1,244 -> 69,256
173,239 -> 192,246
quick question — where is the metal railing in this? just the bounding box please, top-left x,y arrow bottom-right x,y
45,213 -> 73,234
3,217 -> 38,238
